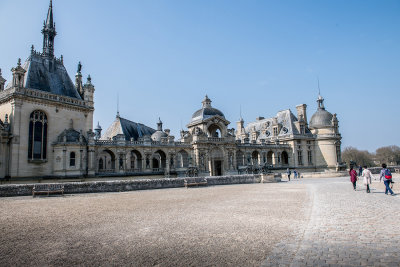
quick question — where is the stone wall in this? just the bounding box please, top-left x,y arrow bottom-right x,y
0,174 -> 262,197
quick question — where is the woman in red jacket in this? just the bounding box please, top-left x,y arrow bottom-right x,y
349,166 -> 358,191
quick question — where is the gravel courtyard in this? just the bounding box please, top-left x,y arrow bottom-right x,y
0,182 -> 309,267
1,177 -> 399,267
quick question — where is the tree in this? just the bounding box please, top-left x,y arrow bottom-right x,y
341,147 -> 375,168
375,145 -> 400,166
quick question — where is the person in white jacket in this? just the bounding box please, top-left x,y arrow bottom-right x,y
362,166 -> 373,193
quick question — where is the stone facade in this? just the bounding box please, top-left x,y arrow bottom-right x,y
0,1 -> 345,179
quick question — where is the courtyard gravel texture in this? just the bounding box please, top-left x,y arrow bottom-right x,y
0,182 -> 309,267
1,176 -> 399,267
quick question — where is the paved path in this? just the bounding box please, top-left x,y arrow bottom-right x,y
264,177 -> 400,267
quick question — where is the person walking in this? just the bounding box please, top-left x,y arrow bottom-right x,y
359,165 -> 363,176
362,166 -> 373,193
294,169 -> 298,179
349,166 -> 358,191
287,168 -> 291,181
380,163 -> 395,196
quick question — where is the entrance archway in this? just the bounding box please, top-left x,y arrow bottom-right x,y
98,149 -> 116,172
130,150 -> 143,170
153,150 -> 166,169
210,148 -> 224,176
177,150 -> 189,168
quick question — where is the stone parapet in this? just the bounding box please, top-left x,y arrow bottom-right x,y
0,174 -> 273,197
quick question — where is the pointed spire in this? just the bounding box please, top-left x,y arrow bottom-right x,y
46,0 -> 54,28
116,92 -> 120,117
316,78 -> 325,109
42,0 -> 57,57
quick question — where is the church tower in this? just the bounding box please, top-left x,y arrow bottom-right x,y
0,0 -> 96,178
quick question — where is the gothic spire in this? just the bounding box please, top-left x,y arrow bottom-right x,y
46,0 -> 54,28
42,0 -> 57,57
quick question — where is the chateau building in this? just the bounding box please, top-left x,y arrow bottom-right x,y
0,1 -> 345,179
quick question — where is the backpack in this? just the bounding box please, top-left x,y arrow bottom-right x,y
384,169 -> 392,179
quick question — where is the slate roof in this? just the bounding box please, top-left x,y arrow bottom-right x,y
6,54 -> 81,99
101,116 -> 156,141
244,109 -> 311,139
191,107 -> 225,123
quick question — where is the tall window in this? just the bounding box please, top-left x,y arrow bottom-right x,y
28,110 -> 47,160
308,150 -> 313,165
297,150 -> 303,166
70,152 -> 76,167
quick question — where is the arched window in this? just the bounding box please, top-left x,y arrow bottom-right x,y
70,152 -> 76,167
28,110 -> 48,160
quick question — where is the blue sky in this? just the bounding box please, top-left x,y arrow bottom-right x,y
0,0 -> 399,152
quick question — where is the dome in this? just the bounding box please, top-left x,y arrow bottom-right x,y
151,118 -> 168,141
151,130 -> 168,142
309,109 -> 333,128
191,95 -> 225,123
309,94 -> 334,129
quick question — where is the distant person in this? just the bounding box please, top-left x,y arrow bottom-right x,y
349,166 -> 358,191
294,169 -> 298,179
287,168 -> 291,181
380,163 -> 395,196
362,166 -> 373,193
359,165 -> 363,176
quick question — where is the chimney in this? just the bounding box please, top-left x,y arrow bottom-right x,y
296,104 -> 308,125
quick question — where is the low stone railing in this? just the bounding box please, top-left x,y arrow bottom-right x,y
0,174 -> 271,197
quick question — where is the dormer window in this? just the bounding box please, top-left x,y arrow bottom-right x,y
300,124 -> 305,134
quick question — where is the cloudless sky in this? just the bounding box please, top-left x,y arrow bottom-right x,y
0,0 -> 399,152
